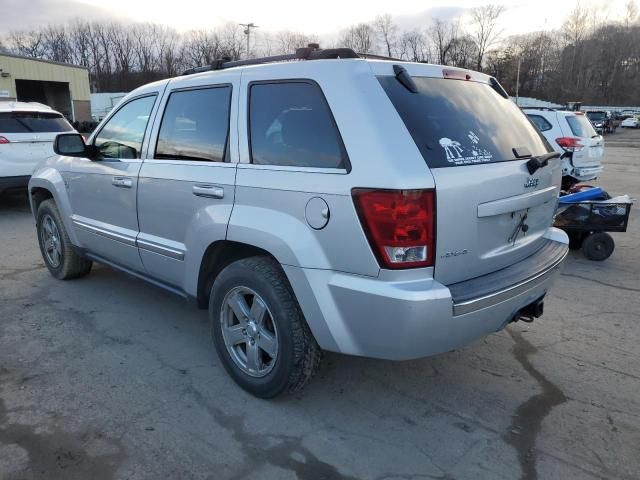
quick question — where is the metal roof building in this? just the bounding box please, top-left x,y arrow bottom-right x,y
0,53 -> 91,122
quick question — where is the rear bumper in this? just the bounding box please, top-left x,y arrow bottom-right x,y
0,175 -> 30,193
572,165 -> 603,180
286,228 -> 569,360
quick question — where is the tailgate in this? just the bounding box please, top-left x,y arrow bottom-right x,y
376,66 -> 561,285
431,158 -> 561,284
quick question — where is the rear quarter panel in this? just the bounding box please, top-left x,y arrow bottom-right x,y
228,60 -> 436,276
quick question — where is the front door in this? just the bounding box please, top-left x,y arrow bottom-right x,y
137,78 -> 237,290
69,94 -> 158,272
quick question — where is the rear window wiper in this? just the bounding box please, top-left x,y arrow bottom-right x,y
393,65 -> 418,93
526,152 -> 560,174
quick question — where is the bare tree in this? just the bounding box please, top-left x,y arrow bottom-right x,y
2,9 -> 638,105
470,4 -> 505,71
398,30 -> 429,62
449,35 -> 478,68
564,2 -> 591,45
429,19 -> 458,65
624,0 -> 639,26
374,14 -> 398,57
275,31 -> 317,54
340,23 -> 375,54
8,30 -> 46,57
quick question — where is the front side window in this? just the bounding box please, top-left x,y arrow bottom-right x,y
155,86 -> 231,162
0,112 -> 73,133
95,95 -> 156,159
249,82 -> 347,169
527,114 -> 553,132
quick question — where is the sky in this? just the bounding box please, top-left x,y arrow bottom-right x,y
0,0 -> 633,38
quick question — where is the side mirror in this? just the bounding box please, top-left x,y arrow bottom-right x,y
54,133 -> 94,158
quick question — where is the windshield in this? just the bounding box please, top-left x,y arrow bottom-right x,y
0,111 -> 73,133
378,76 -> 549,168
566,115 -> 598,138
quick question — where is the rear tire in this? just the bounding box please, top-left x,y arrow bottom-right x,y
37,199 -> 92,279
209,256 -> 321,398
582,232 -> 614,261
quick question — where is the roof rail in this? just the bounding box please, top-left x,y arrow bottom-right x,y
358,53 -> 404,62
182,44 -> 359,75
521,106 -> 557,111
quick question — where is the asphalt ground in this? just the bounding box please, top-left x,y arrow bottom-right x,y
1,128 -> 639,480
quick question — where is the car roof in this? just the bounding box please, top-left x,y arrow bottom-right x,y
0,101 -> 57,114
181,58 -> 491,83
123,57 -> 495,109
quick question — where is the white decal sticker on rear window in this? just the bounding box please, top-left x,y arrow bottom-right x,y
439,131 -> 493,165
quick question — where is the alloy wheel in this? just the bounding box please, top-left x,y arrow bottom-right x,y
220,286 -> 279,377
40,214 -> 63,268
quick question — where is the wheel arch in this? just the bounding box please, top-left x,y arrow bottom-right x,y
194,239 -> 340,352
28,171 -> 80,246
195,240 -> 276,309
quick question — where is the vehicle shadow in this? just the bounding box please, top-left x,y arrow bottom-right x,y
0,191 -> 31,214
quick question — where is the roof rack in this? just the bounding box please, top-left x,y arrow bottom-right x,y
182,44 -> 359,75
520,106 -> 557,111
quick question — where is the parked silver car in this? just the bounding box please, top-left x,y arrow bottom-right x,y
28,46 -> 569,397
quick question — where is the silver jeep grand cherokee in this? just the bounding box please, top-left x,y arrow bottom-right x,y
29,46 -> 569,398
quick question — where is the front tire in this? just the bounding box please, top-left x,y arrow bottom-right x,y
36,199 -> 92,279
209,256 -> 321,398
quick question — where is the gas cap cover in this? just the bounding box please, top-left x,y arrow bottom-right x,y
305,197 -> 330,230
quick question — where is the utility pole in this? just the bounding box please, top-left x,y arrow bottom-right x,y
240,23 -> 258,59
515,56 -> 521,106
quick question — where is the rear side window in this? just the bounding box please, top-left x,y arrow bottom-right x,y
155,86 -> 231,162
0,112 -> 73,133
527,114 -> 553,132
566,115 -> 597,138
378,76 -> 549,168
248,81 -> 347,169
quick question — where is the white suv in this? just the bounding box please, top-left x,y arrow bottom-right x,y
0,101 -> 75,195
525,108 -> 604,186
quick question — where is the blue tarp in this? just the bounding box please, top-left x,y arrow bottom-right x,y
558,187 -> 606,204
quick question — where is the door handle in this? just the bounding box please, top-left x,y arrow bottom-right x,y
112,176 -> 133,188
193,185 -> 224,199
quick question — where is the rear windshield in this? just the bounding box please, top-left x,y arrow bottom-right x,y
586,111 -> 605,121
0,111 -> 73,133
378,76 -> 549,168
566,115 -> 597,138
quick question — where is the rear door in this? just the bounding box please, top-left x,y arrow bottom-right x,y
136,76 -> 237,289
377,70 -> 561,285
0,111 -> 73,178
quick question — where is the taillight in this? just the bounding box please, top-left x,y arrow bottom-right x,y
0,136 -> 9,144
555,137 -> 584,152
353,189 -> 435,269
